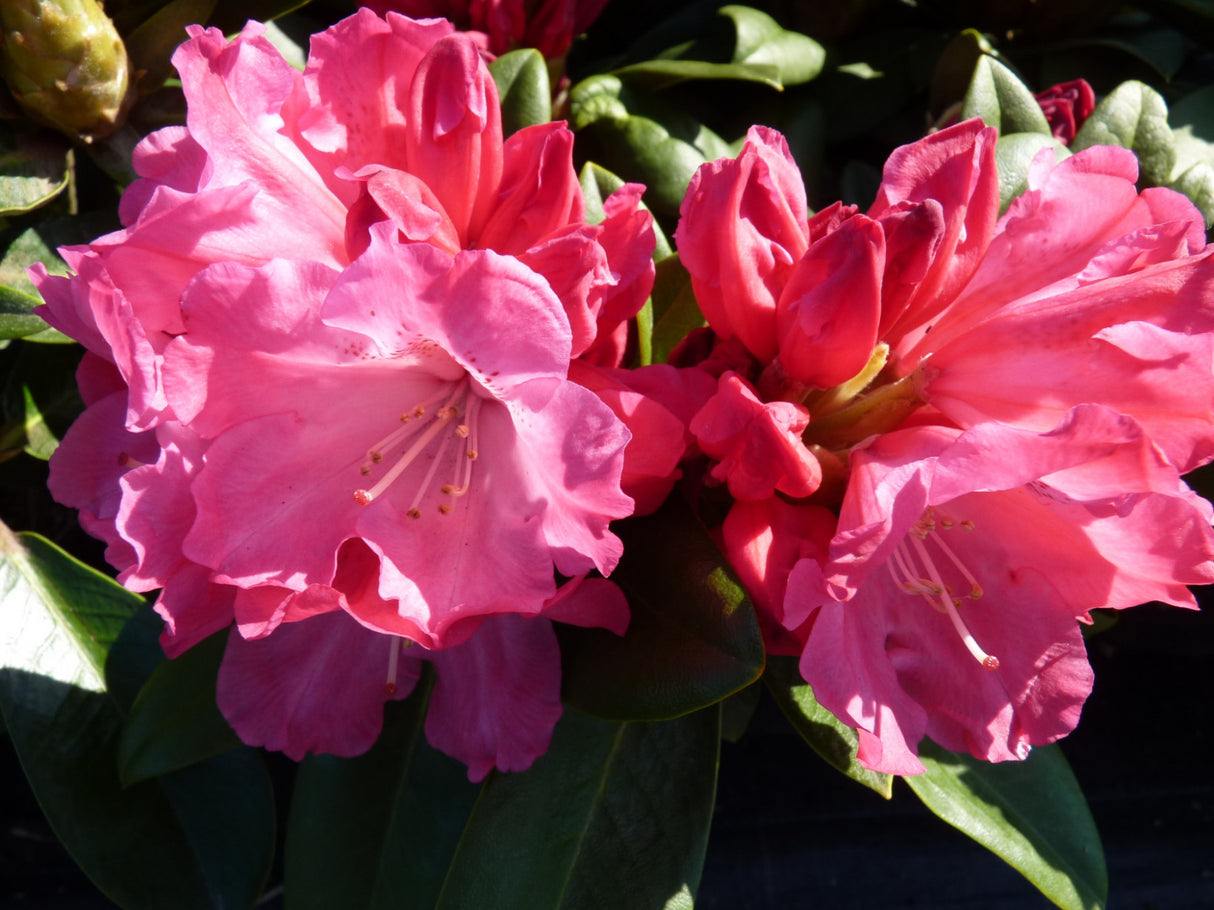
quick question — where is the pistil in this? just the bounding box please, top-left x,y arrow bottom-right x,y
889,511 -> 999,671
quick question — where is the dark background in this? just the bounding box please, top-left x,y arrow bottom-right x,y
3,598 -> 1212,908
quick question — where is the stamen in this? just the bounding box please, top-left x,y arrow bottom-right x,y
406,430 -> 452,517
908,534 -> 1000,671
889,541 -> 939,599
354,384 -> 463,506
116,452 -> 146,469
444,396 -> 480,499
927,529 -> 983,599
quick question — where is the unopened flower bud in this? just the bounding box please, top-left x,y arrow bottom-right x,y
0,0 -> 134,142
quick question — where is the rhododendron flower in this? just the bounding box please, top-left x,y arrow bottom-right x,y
364,0 -> 609,59
677,118 -> 1214,771
33,10 -> 658,778
1035,78 -> 1096,144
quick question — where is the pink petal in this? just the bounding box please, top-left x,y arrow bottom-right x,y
676,125 -> 809,363
690,371 -> 820,501
217,610 -> 419,760
405,35 -> 504,247
424,614 -> 563,781
776,213 -> 884,388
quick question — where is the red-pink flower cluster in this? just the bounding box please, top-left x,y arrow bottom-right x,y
34,11 -> 673,779
677,120 -> 1214,773
363,0 -> 609,58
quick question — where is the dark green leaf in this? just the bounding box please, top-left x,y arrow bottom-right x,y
490,49 -> 552,138
106,601 -> 171,713
286,680 -> 480,910
1071,80 -> 1176,186
906,741 -> 1107,910
0,342 -> 83,459
0,527 -> 140,686
721,4 -> 825,87
0,528 -> 276,910
125,0 -> 218,91
1052,30 -> 1186,82
580,115 -> 705,216
649,254 -> 704,365
569,76 -> 707,216
612,59 -> 783,91
435,706 -> 719,910
117,631 -> 243,785
994,133 -> 1071,214
0,212 -> 119,342
961,56 -> 1052,137
0,128 -> 71,216
576,160 -> 672,258
765,656 -> 893,798
559,497 -> 765,720
0,285 -> 55,342
928,29 -> 994,120
209,0 -> 312,32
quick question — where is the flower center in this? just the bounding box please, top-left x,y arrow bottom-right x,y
887,508 -> 999,671
799,344 -> 927,452
352,377 -> 481,517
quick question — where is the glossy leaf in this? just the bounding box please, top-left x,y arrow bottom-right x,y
285,679 -> 481,910
612,58 -> 783,91
929,29 -> 994,120
961,56 -> 1052,137
1072,80 -> 1176,186
0,127 -> 71,216
0,342 -> 83,459
117,631 -> 243,785
906,741 -> 1107,910
0,213 -> 118,343
434,706 -> 719,910
765,657 -> 893,798
569,75 -> 708,216
490,49 -> 551,138
558,497 -> 765,721
1163,85 -> 1214,223
0,286 -> 55,342
649,254 -> 704,365
994,132 -> 1071,213
0,526 -> 139,688
577,161 -> 672,257
0,528 -> 275,910
721,4 -> 825,86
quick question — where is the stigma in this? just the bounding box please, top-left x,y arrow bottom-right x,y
888,508 -> 999,671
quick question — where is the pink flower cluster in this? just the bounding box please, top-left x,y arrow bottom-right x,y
677,120 -> 1214,773
35,10 -> 666,779
35,5 -> 1214,783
